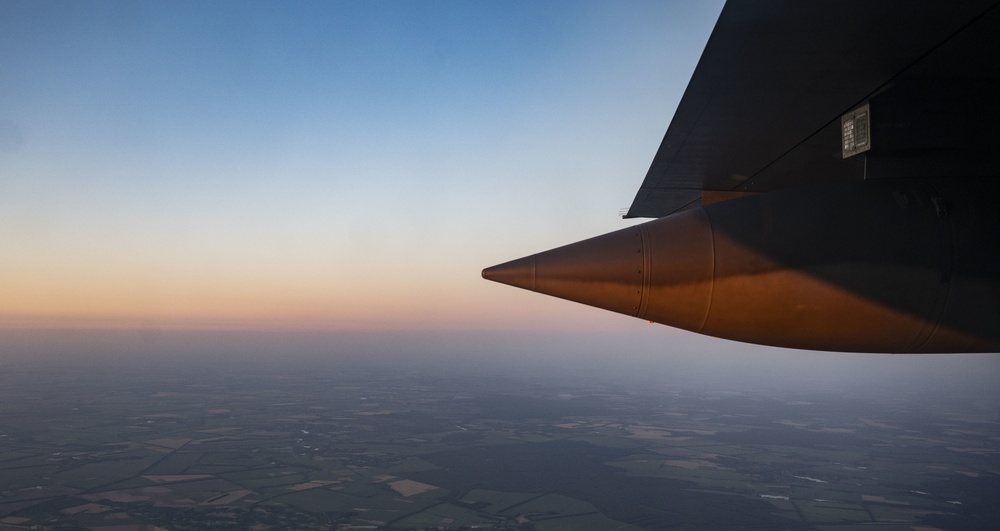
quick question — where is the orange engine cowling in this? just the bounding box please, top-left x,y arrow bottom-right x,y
483,179 -> 1000,353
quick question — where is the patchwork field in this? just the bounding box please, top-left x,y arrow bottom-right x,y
0,355 -> 997,530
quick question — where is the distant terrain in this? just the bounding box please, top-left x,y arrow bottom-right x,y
0,346 -> 998,530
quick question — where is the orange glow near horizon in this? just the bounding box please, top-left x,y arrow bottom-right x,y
0,255 -> 624,332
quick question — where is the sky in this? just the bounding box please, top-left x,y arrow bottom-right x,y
1,0 -> 726,333
1,1 -> 998,385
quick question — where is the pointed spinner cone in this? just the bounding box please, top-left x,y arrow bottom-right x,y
483,208 -> 716,330
482,225 -> 647,317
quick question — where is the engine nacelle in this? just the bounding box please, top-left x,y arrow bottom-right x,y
483,179 -> 1000,353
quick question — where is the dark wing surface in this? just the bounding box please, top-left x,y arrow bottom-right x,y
626,0 -> 1000,218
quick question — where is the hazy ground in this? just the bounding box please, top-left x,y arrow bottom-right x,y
1,329 -> 998,530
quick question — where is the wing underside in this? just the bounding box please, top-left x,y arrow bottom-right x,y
626,0 -> 1000,218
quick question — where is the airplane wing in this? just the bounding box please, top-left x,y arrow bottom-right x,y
626,0 -> 1000,218
485,0 -> 1000,353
